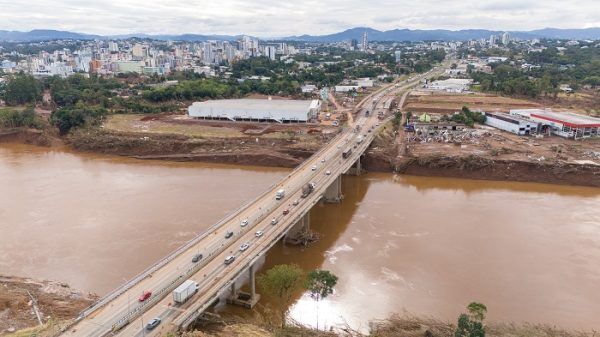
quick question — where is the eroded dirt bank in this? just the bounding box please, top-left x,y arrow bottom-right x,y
2,126 -> 598,188
393,155 -> 600,187
68,129 -> 323,168
0,276 -> 96,335
0,129 -> 59,147
66,128 -> 600,187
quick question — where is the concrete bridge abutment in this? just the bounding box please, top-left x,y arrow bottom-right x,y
226,264 -> 260,309
345,156 -> 363,176
323,175 -> 343,203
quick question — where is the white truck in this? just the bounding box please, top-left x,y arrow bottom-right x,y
276,189 -> 285,200
172,280 -> 199,304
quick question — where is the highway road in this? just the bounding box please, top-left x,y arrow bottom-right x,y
60,65 -> 448,337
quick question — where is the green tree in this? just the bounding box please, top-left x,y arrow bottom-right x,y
305,270 -> 338,330
4,74 -> 41,105
257,264 -> 304,328
455,302 -> 486,337
51,105 -> 107,135
467,302 -> 487,322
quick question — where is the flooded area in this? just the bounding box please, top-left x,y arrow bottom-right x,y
1,143 -> 599,330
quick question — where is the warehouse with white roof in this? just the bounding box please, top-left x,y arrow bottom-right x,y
188,98 -> 321,123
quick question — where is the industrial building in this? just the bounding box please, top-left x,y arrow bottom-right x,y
426,78 -> 473,93
510,109 -> 600,139
335,85 -> 359,93
484,112 -> 539,135
188,98 -> 321,123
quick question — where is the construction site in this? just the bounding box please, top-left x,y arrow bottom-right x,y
384,90 -> 600,187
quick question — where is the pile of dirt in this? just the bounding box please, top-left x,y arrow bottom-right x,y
396,154 -> 600,187
0,276 -> 96,335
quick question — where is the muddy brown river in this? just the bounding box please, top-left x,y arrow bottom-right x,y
1,143 -> 599,330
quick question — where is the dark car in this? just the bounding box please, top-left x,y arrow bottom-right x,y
283,209 -> 290,215
192,253 -> 203,263
225,231 -> 233,239
146,318 -> 161,330
224,255 -> 235,265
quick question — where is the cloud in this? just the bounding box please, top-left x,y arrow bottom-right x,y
0,0 -> 597,36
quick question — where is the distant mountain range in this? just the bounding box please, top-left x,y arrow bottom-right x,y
282,27 -> 600,42
0,27 -> 599,43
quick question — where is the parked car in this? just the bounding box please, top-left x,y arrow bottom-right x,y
225,231 -> 233,239
224,256 -> 235,265
138,290 -> 151,302
271,218 -> 278,225
283,209 -> 290,215
240,243 -> 249,251
146,318 -> 161,330
192,253 -> 203,263
241,219 -> 248,227
255,230 -> 263,238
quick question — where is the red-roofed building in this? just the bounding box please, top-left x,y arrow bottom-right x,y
510,109 -> 600,139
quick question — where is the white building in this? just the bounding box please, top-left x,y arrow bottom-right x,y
265,46 -> 277,61
188,98 -> 321,123
301,84 -> 317,93
484,112 -> 539,135
394,50 -> 402,63
361,31 -> 368,51
510,109 -> 600,139
355,78 -> 374,87
335,85 -> 359,93
426,78 -> 473,93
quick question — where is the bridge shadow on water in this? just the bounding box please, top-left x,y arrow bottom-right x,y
210,173 -> 372,321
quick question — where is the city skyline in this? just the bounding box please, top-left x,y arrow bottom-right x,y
0,0 -> 598,37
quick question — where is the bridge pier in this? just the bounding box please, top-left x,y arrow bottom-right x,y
323,175 -> 343,203
345,156 -> 362,176
226,264 -> 260,309
284,212 -> 311,245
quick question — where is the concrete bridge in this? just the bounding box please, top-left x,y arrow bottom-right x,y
58,68 -> 443,337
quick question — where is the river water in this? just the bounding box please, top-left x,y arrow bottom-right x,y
1,143 -> 599,330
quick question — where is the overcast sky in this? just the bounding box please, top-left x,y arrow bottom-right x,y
0,0 -> 598,36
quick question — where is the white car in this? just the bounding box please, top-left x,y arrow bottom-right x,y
255,230 -> 263,238
321,159 -> 325,163
224,256 -> 235,265
240,243 -> 249,251
311,165 -> 317,171
271,218 -> 278,225
325,170 -> 331,175
241,219 -> 248,227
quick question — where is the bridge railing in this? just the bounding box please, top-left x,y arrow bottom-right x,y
74,130 -> 348,322
70,71 -> 429,335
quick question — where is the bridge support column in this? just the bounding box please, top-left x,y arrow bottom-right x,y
284,212 -> 311,245
346,156 -> 362,176
323,175 -> 343,203
226,264 -> 260,309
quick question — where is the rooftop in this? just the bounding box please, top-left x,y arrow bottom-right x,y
190,99 -> 319,112
512,109 -> 600,127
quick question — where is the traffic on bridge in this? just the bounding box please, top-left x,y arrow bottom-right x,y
60,65 -> 447,337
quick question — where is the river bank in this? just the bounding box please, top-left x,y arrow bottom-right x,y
1,124 -> 598,187
0,276 -> 96,335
